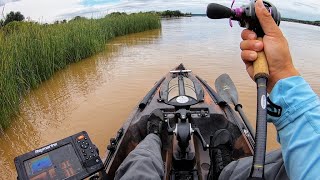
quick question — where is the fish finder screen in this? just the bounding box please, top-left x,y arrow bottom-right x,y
24,144 -> 83,180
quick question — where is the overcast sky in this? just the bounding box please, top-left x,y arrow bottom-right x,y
0,0 -> 319,22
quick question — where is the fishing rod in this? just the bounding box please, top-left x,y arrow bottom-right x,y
206,0 -> 281,179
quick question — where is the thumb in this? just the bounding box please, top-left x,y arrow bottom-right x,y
255,0 -> 282,37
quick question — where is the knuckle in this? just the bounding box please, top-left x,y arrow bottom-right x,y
241,30 -> 249,39
248,41 -> 256,50
240,41 -> 245,49
263,10 -> 272,18
241,51 -> 249,60
241,33 -> 246,40
240,41 -> 248,50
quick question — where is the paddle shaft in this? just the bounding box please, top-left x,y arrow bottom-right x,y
235,104 -> 255,138
230,94 -> 255,138
249,37 -> 268,179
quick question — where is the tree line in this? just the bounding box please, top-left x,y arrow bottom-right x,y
0,11 -> 24,27
147,10 -> 192,17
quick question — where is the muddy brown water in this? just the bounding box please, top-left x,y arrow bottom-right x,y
0,17 -> 319,179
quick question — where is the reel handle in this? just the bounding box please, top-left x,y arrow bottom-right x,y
206,3 -> 234,19
253,37 -> 269,80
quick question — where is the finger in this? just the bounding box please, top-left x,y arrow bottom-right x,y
241,29 -> 257,40
245,63 -> 254,80
240,40 -> 264,51
243,61 -> 254,80
241,50 -> 257,61
255,0 -> 282,37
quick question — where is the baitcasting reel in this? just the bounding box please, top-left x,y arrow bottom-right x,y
207,0 -> 281,36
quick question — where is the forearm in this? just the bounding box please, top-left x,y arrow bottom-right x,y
268,76 -> 320,180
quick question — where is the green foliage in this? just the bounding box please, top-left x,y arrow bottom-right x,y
1,21 -> 25,35
108,12 -> 128,17
146,10 -> 192,18
162,10 -> 182,17
71,16 -> 87,21
3,11 -> 25,26
0,13 -> 161,129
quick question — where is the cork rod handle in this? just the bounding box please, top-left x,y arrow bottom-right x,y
253,37 -> 269,80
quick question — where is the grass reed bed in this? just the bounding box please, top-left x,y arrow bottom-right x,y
0,13 -> 161,129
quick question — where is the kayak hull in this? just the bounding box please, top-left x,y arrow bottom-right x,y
103,64 -> 254,179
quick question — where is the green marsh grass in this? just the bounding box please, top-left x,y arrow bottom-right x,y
0,13 -> 161,129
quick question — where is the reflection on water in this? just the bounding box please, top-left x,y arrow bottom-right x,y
0,17 -> 319,179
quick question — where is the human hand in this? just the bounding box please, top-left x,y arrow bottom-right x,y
240,0 -> 299,92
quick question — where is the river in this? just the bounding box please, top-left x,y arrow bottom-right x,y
0,17 -> 319,179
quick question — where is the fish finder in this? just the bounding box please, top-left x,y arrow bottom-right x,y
14,131 -> 104,180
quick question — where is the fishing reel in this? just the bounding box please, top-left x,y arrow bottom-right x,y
207,0 -> 281,36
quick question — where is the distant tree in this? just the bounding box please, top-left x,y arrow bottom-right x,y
173,10 -> 182,17
71,16 -> 86,21
3,11 -> 24,26
161,10 -> 184,17
108,12 -> 127,17
0,19 -> 3,27
62,19 -> 67,23
54,20 -> 60,24
73,16 -> 81,20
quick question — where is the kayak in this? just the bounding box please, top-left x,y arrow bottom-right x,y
103,64 -> 255,179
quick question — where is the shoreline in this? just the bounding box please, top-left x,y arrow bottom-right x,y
0,13 -> 161,129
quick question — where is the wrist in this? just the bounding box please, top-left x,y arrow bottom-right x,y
267,67 -> 300,93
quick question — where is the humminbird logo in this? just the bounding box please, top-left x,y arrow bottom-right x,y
35,143 -> 58,154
